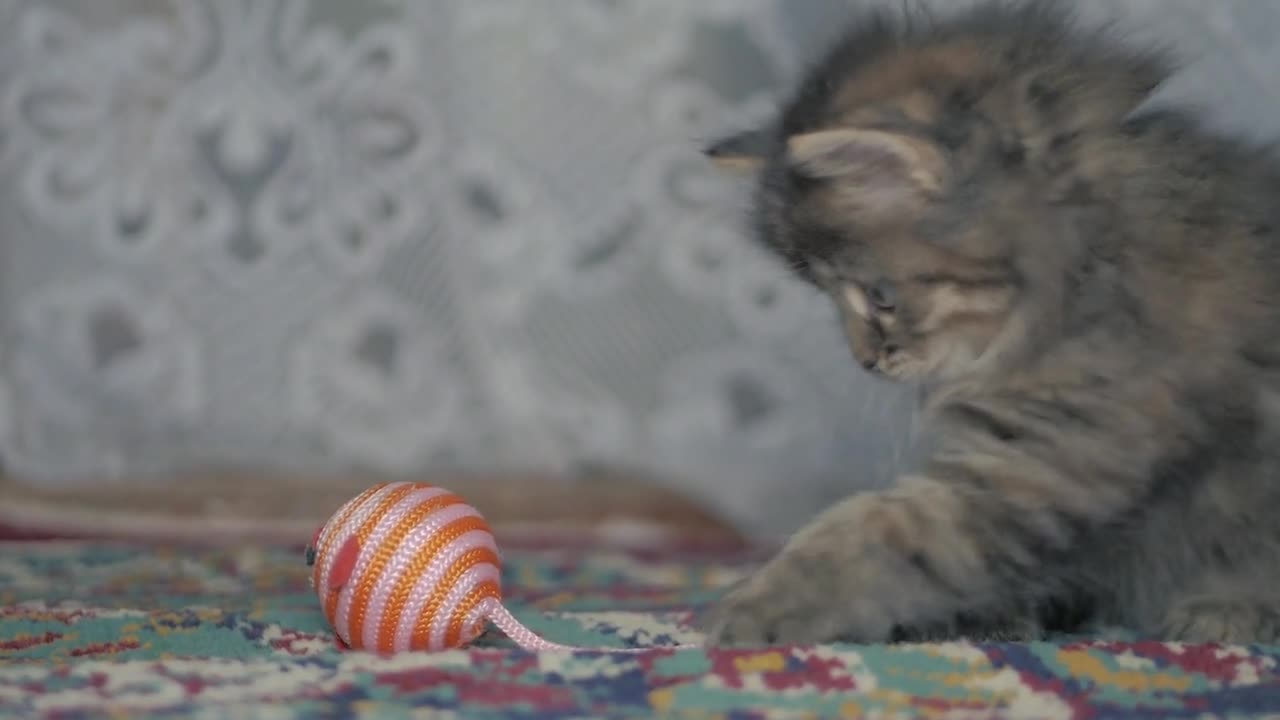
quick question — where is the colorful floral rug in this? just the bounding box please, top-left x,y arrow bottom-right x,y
3,540 -> 1280,718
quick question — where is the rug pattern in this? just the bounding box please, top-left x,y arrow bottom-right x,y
2,542 -> 1280,718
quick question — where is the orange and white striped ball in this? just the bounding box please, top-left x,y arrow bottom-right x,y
307,482 -> 504,653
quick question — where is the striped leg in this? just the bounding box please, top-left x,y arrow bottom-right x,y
704,478 -> 990,645
703,474 -> 1105,646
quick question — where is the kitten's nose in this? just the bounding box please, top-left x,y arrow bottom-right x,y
861,357 -> 878,371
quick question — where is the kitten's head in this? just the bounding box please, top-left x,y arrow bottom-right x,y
706,1 -> 1170,382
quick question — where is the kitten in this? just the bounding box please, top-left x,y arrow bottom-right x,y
699,0 -> 1280,645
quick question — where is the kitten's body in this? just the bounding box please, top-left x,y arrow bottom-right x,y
701,1 -> 1280,644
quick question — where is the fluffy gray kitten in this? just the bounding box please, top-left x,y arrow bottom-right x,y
699,0 -> 1280,645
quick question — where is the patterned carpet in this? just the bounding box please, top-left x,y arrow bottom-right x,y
3,540 -> 1280,718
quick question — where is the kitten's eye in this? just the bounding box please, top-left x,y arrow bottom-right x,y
867,281 -> 896,312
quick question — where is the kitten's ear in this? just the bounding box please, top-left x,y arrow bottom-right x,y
786,128 -> 947,214
703,128 -> 770,174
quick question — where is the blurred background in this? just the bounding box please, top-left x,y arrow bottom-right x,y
1,0 -> 1278,544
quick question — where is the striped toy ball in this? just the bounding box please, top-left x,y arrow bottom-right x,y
309,481 -> 503,652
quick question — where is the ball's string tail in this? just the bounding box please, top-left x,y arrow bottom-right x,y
481,598 -> 695,653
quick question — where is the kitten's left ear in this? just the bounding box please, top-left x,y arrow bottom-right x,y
786,128 -> 947,215
703,128 -> 770,175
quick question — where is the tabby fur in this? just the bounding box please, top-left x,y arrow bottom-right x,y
700,0 -> 1280,645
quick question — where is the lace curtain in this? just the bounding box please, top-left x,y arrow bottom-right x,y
2,0 -> 1277,538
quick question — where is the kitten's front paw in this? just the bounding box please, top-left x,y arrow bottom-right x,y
702,558 -> 888,646
702,490 -> 970,646
701,527 -> 901,645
